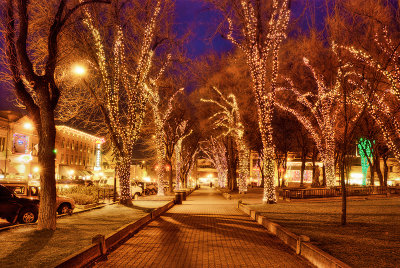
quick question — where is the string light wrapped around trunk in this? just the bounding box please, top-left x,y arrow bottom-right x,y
202,87 -> 249,194
225,0 -> 291,203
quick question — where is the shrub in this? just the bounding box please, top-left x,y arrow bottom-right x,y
57,185 -> 100,204
65,193 -> 96,205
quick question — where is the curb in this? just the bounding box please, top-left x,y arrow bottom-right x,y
216,188 -> 232,200
54,200 -> 175,268
238,203 -> 351,268
0,202 -> 114,233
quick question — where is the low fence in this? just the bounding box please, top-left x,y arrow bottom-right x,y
278,186 -> 390,200
239,204 -> 351,268
97,188 -> 115,202
54,188 -> 195,268
55,200 -> 175,268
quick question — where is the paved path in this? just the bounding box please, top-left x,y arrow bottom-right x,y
94,187 -> 312,268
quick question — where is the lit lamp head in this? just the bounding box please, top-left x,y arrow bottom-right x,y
72,64 -> 87,76
23,122 -> 33,130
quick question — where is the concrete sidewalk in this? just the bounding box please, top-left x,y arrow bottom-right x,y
94,187 -> 312,268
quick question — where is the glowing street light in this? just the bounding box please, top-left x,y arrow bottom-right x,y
72,64 -> 87,76
23,122 -> 33,130
33,166 -> 40,173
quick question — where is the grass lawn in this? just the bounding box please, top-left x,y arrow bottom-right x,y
248,197 -> 400,268
0,201 -> 169,268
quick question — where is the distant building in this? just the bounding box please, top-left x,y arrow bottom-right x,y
56,125 -> 103,180
196,158 -> 218,184
0,111 -> 104,183
250,150 -> 400,187
0,111 -> 39,181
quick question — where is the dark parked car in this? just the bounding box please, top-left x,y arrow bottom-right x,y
0,185 -> 39,224
4,183 -> 75,215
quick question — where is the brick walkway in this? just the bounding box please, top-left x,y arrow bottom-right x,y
94,187 -> 312,268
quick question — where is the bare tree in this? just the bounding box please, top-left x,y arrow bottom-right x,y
202,87 -> 249,194
201,137 -> 228,188
209,0 -> 291,203
3,0 -> 109,230
59,0 -> 173,204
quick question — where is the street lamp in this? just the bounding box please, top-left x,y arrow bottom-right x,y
23,122 -> 33,130
72,64 -> 87,76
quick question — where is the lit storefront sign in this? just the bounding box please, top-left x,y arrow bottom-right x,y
13,134 -> 29,154
16,154 -> 33,163
94,139 -> 104,171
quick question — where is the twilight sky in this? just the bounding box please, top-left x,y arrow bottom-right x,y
0,0 -> 323,111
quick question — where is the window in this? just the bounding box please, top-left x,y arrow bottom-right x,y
389,166 -> 393,172
61,138 -> 65,148
12,133 -> 29,154
29,186 -> 39,196
10,186 -> 26,195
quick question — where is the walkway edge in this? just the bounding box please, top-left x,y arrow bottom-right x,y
54,200 -> 175,268
238,204 -> 351,268
0,202 -> 114,233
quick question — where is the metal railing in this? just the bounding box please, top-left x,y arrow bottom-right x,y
278,186 -> 390,200
97,188 -> 116,202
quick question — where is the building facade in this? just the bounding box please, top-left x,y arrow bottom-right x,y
55,125 -> 103,180
0,111 -> 104,183
0,112 -> 39,182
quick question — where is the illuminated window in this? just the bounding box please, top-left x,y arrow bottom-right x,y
12,134 -> 29,154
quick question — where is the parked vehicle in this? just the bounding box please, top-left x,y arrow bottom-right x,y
130,181 -> 143,199
3,183 -> 75,215
0,184 -> 39,224
144,183 -> 158,195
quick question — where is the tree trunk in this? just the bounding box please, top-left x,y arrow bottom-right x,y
258,158 -> 265,188
322,165 -> 326,186
311,148 -> 320,187
168,160 -> 173,192
118,156 -> 132,205
300,153 -> 306,187
370,163 -> 375,186
374,154 -> 384,186
340,156 -> 347,225
276,157 -> 282,187
325,138 -> 336,187
237,146 -> 248,194
383,156 -> 388,186
37,110 -> 57,230
226,136 -> 237,191
157,160 -> 166,196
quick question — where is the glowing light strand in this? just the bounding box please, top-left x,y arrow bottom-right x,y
81,1 -> 162,202
226,0 -> 291,203
202,87 -> 249,193
201,137 -> 228,188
